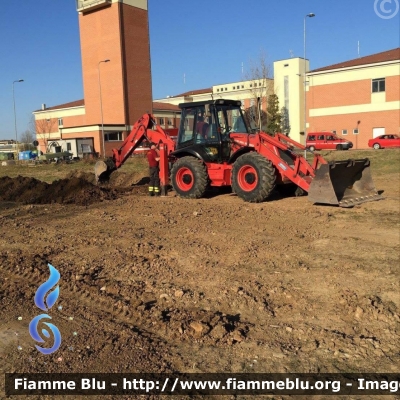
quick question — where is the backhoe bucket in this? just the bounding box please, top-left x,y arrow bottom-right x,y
94,159 -> 116,183
308,158 -> 382,207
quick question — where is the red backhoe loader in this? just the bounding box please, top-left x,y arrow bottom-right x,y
95,99 -> 382,207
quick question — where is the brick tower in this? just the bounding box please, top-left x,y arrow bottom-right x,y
77,0 -> 153,144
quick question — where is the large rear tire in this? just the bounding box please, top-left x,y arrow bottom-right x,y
171,156 -> 208,199
232,152 -> 276,203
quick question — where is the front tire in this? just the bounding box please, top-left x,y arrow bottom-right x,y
373,143 -> 381,150
232,152 -> 276,203
171,156 -> 208,198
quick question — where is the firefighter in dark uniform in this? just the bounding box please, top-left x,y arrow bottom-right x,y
147,143 -> 160,196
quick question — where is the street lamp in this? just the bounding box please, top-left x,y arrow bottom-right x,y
98,59 -> 110,158
304,13 -> 315,157
12,79 -> 24,161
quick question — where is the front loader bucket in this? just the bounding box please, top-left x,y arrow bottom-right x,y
94,159 -> 116,183
308,158 -> 383,207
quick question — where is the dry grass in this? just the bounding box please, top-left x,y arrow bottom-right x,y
0,156 -> 149,183
0,149 -> 398,183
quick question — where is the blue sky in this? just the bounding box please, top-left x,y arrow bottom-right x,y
0,0 -> 398,140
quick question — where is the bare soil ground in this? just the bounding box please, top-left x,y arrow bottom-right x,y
0,150 -> 399,399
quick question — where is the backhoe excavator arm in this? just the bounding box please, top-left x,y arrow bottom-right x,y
94,113 -> 176,185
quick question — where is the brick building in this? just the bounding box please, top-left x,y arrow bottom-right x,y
307,48 -> 400,149
34,0 -> 153,157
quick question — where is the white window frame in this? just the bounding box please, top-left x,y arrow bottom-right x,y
353,129 -> 359,135
342,129 -> 348,135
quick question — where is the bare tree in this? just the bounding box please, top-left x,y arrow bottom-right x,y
243,106 -> 268,133
244,49 -> 274,131
19,130 -> 36,151
31,116 -> 56,153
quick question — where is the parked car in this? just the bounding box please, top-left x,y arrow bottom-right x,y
306,132 -> 353,151
368,134 -> 400,149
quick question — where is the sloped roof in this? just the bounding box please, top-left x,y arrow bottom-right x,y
34,99 -> 180,113
34,99 -> 85,112
170,87 -> 212,98
310,47 -> 400,73
153,102 -> 180,111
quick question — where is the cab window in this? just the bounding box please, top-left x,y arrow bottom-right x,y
215,105 -> 249,136
178,108 -> 196,144
196,106 -> 218,143
308,135 -> 316,141
317,135 -> 325,140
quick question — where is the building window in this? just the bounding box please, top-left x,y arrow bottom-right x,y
353,129 -> 359,135
332,130 -> 336,134
105,132 -> 123,141
284,76 -> 289,110
167,119 -> 173,126
66,143 -> 71,151
58,118 -> 63,126
217,89 -> 219,92
372,78 -> 385,93
159,118 -> 164,125
250,84 -> 253,88
225,88 -> 227,91
342,129 -> 348,135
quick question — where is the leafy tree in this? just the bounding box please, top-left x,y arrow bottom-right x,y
280,107 -> 291,136
266,94 -> 282,135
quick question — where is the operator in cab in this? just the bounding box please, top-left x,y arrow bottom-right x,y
147,143 -> 160,196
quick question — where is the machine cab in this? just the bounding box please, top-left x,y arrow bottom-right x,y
175,99 -> 249,163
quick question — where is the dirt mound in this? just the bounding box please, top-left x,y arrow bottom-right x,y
65,170 -> 97,184
0,176 -> 118,205
108,170 -> 149,187
66,168 -> 149,188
